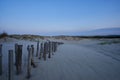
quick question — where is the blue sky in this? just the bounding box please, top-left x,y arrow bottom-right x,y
0,0 -> 120,35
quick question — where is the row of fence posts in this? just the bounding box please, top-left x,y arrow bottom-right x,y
0,41 -> 64,80
37,41 -> 64,61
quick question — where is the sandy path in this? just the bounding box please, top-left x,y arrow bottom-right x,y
0,40 -> 120,80
29,43 -> 120,80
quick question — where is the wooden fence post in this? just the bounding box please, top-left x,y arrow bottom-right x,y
31,45 -> 36,68
27,45 -> 31,79
39,43 -> 43,59
0,44 -> 2,75
43,42 -> 47,61
54,42 -> 56,52
48,42 -> 51,58
14,43 -> 18,66
53,42 -> 55,53
52,42 -> 54,55
8,50 -> 13,80
36,41 -> 39,57
16,45 -> 23,75
31,45 -> 34,57
55,42 -> 57,52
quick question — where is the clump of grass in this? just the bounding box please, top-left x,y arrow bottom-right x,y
99,42 -> 109,45
0,32 -> 8,39
99,40 -> 120,45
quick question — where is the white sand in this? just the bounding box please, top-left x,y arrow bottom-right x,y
0,38 -> 120,80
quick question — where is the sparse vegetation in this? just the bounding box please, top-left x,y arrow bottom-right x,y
0,32 -> 8,39
52,35 -> 120,40
9,34 -> 44,41
99,40 -> 120,45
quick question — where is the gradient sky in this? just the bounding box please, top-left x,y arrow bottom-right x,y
0,0 -> 120,35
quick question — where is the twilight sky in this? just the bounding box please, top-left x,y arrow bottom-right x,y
0,0 -> 120,35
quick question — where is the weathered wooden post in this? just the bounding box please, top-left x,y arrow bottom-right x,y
46,42 -> 48,58
50,42 -> 52,54
55,42 -> 57,52
48,42 -> 51,58
31,45 -> 34,57
27,45 -> 31,79
14,43 -> 18,66
31,45 -> 36,68
36,41 -> 39,57
42,43 -> 44,59
16,45 -> 23,75
54,42 -> 56,52
53,42 -> 55,53
45,42 -> 48,54
39,43 -> 43,59
43,42 -> 47,61
51,42 -> 54,55
8,50 -> 13,80
47,42 -> 49,54
0,44 -> 2,75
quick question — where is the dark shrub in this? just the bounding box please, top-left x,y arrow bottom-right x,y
0,32 -> 8,39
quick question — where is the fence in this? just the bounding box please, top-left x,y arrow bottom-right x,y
0,41 -> 64,79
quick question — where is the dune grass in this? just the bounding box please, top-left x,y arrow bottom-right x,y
99,40 -> 120,45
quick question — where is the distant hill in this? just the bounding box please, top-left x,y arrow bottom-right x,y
78,27 -> 120,36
